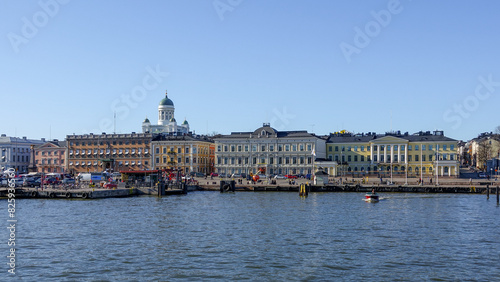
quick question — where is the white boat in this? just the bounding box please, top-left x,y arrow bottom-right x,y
364,192 -> 379,202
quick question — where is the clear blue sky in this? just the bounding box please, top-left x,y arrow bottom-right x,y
1,0 -> 499,142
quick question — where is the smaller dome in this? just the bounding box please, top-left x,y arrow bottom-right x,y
143,117 -> 150,123
182,119 -> 189,125
169,117 -> 176,122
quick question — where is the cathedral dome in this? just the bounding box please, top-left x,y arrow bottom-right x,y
143,117 -> 150,123
159,91 -> 174,106
182,119 -> 188,125
170,117 -> 176,122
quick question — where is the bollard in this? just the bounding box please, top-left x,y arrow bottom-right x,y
487,185 -> 490,200
497,186 -> 499,205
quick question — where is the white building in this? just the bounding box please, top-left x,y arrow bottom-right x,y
142,91 -> 190,135
213,123 -> 326,176
0,134 -> 45,174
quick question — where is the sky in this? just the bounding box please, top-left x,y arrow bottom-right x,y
1,0 -> 499,142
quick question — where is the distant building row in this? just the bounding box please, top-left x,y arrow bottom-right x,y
0,91 -> 468,178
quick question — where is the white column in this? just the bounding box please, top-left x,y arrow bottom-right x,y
377,145 -> 380,163
370,144 -> 374,164
390,144 -> 394,163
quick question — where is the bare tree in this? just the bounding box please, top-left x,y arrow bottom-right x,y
495,125 -> 500,134
477,141 -> 491,170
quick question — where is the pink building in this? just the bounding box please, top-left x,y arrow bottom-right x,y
34,140 -> 67,174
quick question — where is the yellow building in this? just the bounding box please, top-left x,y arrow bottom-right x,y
326,130 -> 459,178
151,134 -> 215,175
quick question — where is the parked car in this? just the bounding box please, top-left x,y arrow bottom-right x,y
190,172 -> 205,177
43,178 -> 60,185
219,173 -> 227,178
274,175 -> 287,179
12,178 -> 24,187
478,172 -> 487,178
210,173 -> 219,177
62,178 -> 75,184
103,182 -> 117,189
23,178 -> 41,187
231,173 -> 242,178
285,175 -> 298,179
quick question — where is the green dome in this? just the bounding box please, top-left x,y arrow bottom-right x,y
170,117 -> 176,122
182,119 -> 189,125
159,92 -> 174,106
143,117 -> 150,123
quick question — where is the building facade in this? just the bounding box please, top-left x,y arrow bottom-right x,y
142,91 -> 190,135
213,123 -> 326,176
326,130 -> 459,177
34,140 -> 67,174
66,133 -> 153,174
151,134 -> 215,174
0,134 -> 45,174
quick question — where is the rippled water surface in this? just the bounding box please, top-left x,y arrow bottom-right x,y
2,192 -> 500,281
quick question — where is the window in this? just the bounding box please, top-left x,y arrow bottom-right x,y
245,145 -> 249,152
185,148 -> 189,153
307,144 -> 312,151
443,145 -> 447,150
217,145 -> 221,152
408,145 -> 412,151
428,145 -> 433,150
422,145 -> 426,151
285,145 -> 290,151
354,155 -> 358,162
347,146 -> 351,151
156,147 -> 160,154
335,146 -> 338,152
354,146 -> 358,152
328,146 -> 332,152
415,145 -> 419,151
163,148 -> 167,154
231,145 -> 235,152
408,155 -> 412,162
292,145 -> 296,151
415,155 -> 419,162
348,155 -> 351,162
450,145 -> 455,151
361,155 -> 365,162
300,144 -> 304,151
278,145 -> 282,151
422,155 -> 426,161
261,145 -> 265,152
361,146 -> 364,151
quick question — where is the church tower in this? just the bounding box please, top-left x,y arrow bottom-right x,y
158,90 -> 174,126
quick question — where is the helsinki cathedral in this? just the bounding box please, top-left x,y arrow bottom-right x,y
141,91 -> 190,135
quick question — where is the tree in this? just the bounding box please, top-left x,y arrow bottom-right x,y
495,125 -> 500,134
476,141 -> 491,170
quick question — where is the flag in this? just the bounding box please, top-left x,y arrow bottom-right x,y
311,147 -> 316,157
